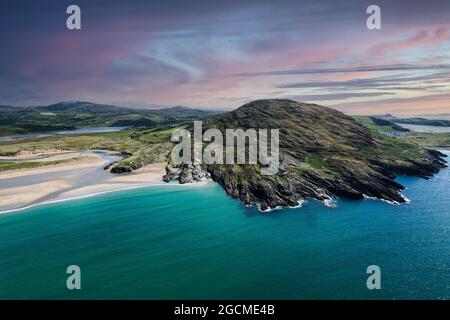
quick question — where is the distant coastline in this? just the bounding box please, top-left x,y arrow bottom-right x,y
1,100 -> 449,214
0,126 -> 129,143
394,123 -> 450,133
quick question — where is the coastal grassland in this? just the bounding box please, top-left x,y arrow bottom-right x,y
0,129 -> 143,155
354,116 -> 396,133
112,126 -> 183,169
402,132 -> 450,148
0,126 -> 180,155
0,125 -> 181,171
371,136 -> 422,161
0,125 -> 29,136
114,142 -> 174,168
0,159 -> 72,172
354,115 -> 450,149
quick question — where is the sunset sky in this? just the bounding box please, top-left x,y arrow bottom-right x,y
1,0 -> 450,115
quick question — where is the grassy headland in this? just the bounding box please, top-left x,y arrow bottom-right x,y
1,99 -> 448,211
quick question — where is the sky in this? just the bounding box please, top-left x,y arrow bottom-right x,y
0,0 -> 449,115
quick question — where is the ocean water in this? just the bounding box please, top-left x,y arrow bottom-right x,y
0,156 -> 448,299
394,123 -> 450,133
53,127 -> 130,135
0,127 -> 129,142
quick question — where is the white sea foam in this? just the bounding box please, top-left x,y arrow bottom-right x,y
362,193 -> 410,205
323,198 -> 337,208
257,204 -> 283,213
0,181 -> 211,215
288,199 -> 306,209
256,199 -> 306,212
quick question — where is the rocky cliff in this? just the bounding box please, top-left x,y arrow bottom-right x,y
164,99 -> 447,211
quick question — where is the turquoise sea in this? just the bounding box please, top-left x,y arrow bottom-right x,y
0,155 -> 448,299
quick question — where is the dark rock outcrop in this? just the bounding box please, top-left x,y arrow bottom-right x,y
162,165 -> 180,182
110,165 -> 133,173
172,99 -> 447,211
164,163 -> 210,184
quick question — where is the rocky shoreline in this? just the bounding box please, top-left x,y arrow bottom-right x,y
160,100 -> 448,211
233,153 -> 443,211
161,149 -> 446,212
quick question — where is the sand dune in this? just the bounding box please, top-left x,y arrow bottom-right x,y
0,154 -> 166,213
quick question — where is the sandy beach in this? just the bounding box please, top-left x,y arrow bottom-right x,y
0,151 -> 166,213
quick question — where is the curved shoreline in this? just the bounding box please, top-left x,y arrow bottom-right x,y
0,151 -> 166,213
0,180 -> 211,215
1,150 -> 447,216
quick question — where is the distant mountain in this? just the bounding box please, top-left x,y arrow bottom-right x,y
166,99 -> 446,210
0,105 -> 20,113
155,106 -> 221,117
0,101 -> 220,136
41,101 -> 128,113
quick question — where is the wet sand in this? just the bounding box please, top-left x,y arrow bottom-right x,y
0,153 -> 166,213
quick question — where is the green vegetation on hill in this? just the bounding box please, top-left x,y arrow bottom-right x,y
1,99 -> 447,210
354,115 -> 450,149
354,116 -> 408,134
0,101 -> 218,136
187,99 -> 447,210
0,125 -> 183,171
403,132 -> 450,148
0,160 -> 72,172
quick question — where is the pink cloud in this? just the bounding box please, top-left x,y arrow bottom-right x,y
335,93 -> 450,116
370,25 -> 450,55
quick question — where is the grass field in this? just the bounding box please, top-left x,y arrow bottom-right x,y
1,111 -> 448,174
0,125 -> 184,171
0,160 -> 73,172
0,102 -> 216,136
354,115 -> 450,149
402,132 -> 450,148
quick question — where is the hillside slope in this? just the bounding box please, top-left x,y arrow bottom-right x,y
170,99 -> 447,210
0,101 -> 217,136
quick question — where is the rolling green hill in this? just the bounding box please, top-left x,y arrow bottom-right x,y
167,99 -> 447,210
1,99 -> 447,211
0,101 -> 219,136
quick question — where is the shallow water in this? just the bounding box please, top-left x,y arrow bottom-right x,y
0,155 -> 448,299
394,123 -> 450,133
0,127 -> 129,142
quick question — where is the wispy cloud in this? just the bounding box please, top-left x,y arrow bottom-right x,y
0,0 -> 450,115
335,92 -> 450,116
276,70 -> 450,90
287,92 -> 396,101
233,64 -> 450,77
